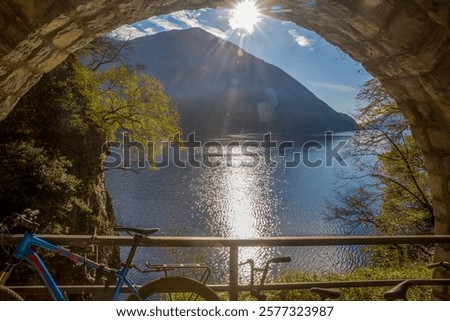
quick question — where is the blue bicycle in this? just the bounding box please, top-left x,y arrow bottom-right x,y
0,210 -> 220,301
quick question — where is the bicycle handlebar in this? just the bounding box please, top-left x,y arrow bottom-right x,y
428,261 -> 450,271
240,255 -> 292,300
240,256 -> 292,268
384,261 -> 450,300
269,256 -> 291,264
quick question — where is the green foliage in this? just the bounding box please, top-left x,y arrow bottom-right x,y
378,135 -> 433,235
327,78 -> 433,262
0,42 -> 179,293
0,50 -> 181,232
0,141 -> 88,233
352,79 -> 432,235
72,63 -> 180,147
320,80 -> 434,299
0,60 -> 103,234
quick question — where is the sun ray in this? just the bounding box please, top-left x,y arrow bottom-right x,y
229,0 -> 261,34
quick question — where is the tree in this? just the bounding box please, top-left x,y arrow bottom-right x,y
72,36 -> 180,149
80,36 -> 134,72
0,40 -> 181,229
72,63 -> 179,145
0,141 -> 87,234
326,78 -> 433,262
378,135 -> 433,235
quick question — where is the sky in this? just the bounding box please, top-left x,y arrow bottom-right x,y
110,7 -> 372,115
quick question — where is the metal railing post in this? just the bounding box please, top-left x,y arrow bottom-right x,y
229,244 -> 239,301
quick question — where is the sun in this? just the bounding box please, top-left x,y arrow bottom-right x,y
229,0 -> 261,34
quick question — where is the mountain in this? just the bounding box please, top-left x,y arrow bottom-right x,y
124,28 -> 356,136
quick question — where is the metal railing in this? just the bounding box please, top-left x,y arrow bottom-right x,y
3,234 -> 450,300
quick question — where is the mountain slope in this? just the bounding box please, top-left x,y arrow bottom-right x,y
125,28 -> 355,136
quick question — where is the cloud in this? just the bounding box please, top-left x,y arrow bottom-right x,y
143,27 -> 157,35
108,25 -> 148,40
169,11 -> 229,39
288,29 -> 312,47
111,10 -> 230,41
170,11 -> 202,28
310,82 -> 356,93
149,17 -> 183,31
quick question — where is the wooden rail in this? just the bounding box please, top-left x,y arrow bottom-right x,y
3,234 -> 450,300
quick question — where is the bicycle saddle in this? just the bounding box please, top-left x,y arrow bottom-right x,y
114,226 -> 160,236
384,280 -> 413,301
310,287 -> 341,299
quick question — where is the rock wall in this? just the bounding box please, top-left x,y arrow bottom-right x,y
1,0 -> 450,299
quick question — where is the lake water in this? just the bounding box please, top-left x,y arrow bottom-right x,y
105,132 -> 367,283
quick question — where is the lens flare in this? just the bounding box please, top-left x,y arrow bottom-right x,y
229,0 -> 261,34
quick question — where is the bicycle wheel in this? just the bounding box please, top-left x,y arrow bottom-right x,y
0,285 -> 24,301
127,276 -> 220,301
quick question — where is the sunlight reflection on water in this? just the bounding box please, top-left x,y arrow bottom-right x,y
106,133 -> 366,284
194,156 -> 281,239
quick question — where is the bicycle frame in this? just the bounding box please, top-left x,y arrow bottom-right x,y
13,232 -> 143,301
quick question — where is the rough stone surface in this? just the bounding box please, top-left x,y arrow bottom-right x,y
429,129 -> 450,151
1,0 -> 450,299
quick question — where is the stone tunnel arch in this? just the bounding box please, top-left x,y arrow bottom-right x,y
1,0 -> 450,290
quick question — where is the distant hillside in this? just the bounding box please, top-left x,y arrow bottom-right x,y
123,28 -> 356,136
